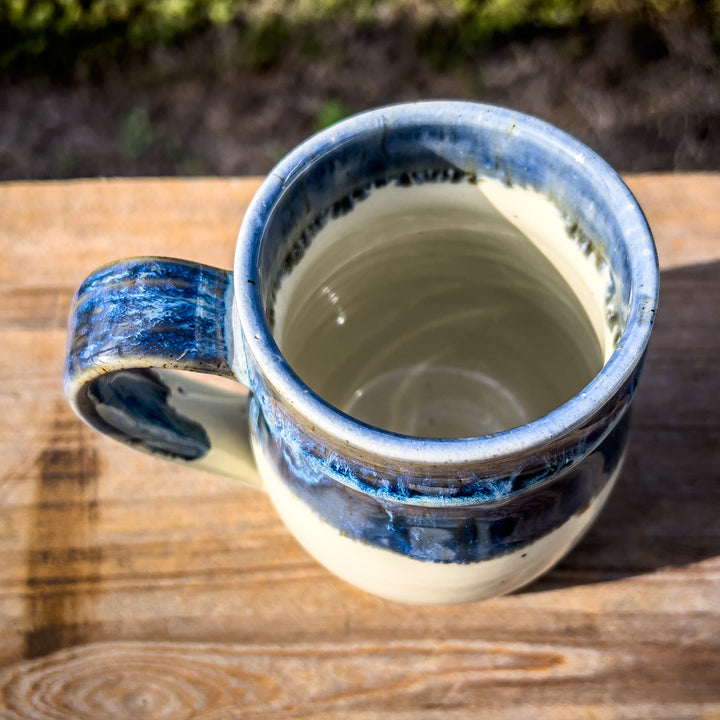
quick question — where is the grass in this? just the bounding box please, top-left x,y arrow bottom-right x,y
119,106 -> 156,159
0,0 -> 716,77
314,100 -> 352,131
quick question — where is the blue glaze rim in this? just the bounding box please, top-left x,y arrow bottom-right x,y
234,101 -> 659,469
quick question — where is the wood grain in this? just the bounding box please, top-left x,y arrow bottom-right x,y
0,175 -> 718,719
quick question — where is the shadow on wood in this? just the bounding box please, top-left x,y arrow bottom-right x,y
528,259 -> 720,591
23,401 -> 102,659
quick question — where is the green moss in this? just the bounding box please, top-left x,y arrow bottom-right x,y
0,0 -> 713,77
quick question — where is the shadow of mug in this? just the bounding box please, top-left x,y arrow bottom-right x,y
529,259 -> 720,590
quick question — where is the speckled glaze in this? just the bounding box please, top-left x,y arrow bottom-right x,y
65,102 -> 659,604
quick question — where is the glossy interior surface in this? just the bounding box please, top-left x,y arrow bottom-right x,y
273,179 -> 606,438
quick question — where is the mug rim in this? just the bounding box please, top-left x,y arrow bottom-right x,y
234,100 -> 659,465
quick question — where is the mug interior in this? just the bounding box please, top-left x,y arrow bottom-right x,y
236,102 -> 657,458
270,176 -> 611,438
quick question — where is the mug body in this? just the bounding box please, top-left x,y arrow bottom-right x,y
232,102 -> 658,604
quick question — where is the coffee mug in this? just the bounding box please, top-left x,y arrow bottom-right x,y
65,101 -> 658,604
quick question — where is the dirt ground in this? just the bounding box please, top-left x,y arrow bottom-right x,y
1,10 -> 718,181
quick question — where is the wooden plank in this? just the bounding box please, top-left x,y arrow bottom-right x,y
0,175 -> 718,719
0,638 -> 717,719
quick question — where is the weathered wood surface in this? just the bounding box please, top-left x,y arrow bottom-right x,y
0,175 -> 718,719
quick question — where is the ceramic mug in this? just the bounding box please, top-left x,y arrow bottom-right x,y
65,101 -> 659,604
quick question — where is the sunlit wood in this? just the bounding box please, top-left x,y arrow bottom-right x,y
0,175 -> 717,718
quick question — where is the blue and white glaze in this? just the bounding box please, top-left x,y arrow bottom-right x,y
65,258 -> 257,471
65,102 -> 659,603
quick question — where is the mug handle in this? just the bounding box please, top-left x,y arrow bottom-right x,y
64,257 -> 261,487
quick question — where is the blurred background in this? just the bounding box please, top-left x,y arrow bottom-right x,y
1,0 -> 718,181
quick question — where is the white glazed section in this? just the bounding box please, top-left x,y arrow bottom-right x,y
253,435 -> 622,605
